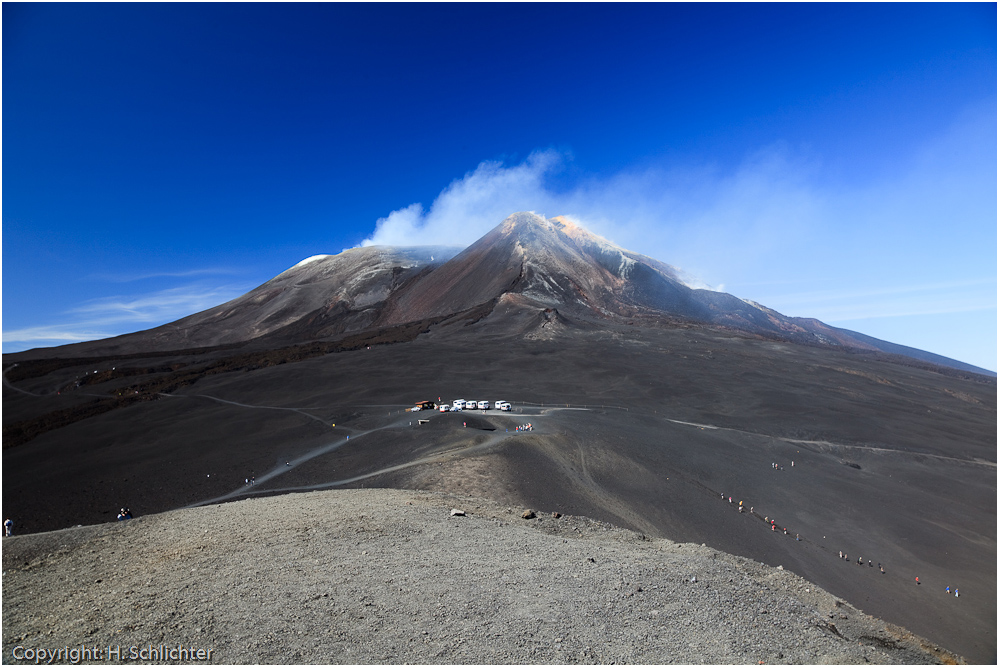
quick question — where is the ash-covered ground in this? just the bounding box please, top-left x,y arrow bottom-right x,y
4,321 -> 995,662
1,489 -> 964,664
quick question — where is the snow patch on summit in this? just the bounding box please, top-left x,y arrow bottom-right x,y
294,255 -> 333,268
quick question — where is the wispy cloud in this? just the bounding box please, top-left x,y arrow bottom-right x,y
67,284 -> 248,323
88,268 -> 243,283
761,278 -> 997,322
3,282 -> 252,351
1,326 -> 115,345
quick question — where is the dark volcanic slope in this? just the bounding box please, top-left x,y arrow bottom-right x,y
3,316 -> 995,663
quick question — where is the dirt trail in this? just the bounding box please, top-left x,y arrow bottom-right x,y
2,365 -> 39,397
664,415 -> 994,468
164,393 -> 333,426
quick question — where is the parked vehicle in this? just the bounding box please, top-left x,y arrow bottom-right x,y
439,404 -> 449,412
494,400 -> 506,410
452,399 -> 466,410
499,402 -> 512,411
477,400 -> 489,410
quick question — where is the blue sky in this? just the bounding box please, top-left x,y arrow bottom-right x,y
3,3 -> 996,371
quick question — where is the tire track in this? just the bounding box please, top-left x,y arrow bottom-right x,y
161,392 -> 332,426
3,365 -> 40,397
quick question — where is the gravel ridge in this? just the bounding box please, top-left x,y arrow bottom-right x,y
2,489 -> 962,664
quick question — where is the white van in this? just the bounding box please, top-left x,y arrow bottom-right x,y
499,402 -> 511,411
477,400 -> 489,410
439,404 -> 449,412
494,400 -> 506,410
452,399 -> 466,410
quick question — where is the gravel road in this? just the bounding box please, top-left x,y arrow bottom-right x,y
2,489 -> 960,664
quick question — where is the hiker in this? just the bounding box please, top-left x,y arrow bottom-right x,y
783,528 -> 787,535
955,589 -> 959,597
858,556 -> 863,566
915,577 -> 920,585
795,533 -> 800,541
750,506 -> 753,514
251,476 -> 255,485
946,586 -> 951,594
245,478 -> 249,486
4,518 -> 12,537
868,560 -> 872,568
839,551 -> 843,559
791,461 -> 794,467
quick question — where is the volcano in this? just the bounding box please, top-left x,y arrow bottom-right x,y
18,212 -> 992,376
3,212 -> 996,662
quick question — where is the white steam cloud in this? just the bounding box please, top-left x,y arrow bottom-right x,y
362,150 -> 564,249
361,146 -> 826,291
361,105 -> 994,312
